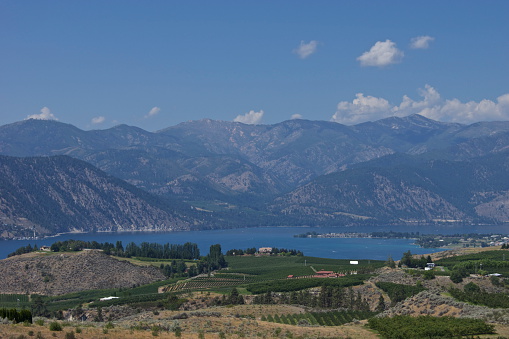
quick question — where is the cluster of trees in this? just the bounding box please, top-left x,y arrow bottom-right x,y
122,241 -> 200,259
449,282 -> 509,308
159,244 -> 227,277
210,288 -> 245,306
7,244 -> 39,257
225,248 -> 257,256
47,240 -> 201,260
371,231 -> 420,239
447,258 -> 509,282
368,315 -> 495,339
160,260 -> 194,278
399,251 -> 432,269
0,308 -> 32,323
9,240 -> 202,260
225,247 -> 303,256
252,285 -> 371,311
375,282 -> 425,305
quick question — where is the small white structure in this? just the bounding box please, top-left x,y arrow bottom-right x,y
349,260 -> 359,265
99,296 -> 119,301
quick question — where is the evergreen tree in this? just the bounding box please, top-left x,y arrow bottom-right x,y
385,255 -> 396,268
376,295 -> 386,312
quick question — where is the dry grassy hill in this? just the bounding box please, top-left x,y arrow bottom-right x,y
0,250 -> 165,295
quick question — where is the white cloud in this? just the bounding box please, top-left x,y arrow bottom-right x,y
25,107 -> 58,121
410,35 -> 435,49
293,40 -> 319,59
291,114 -> 303,120
422,94 -> 509,123
332,93 -> 391,124
91,116 -> 105,124
234,110 -> 264,125
357,40 -> 404,67
145,106 -> 160,118
331,85 -> 509,124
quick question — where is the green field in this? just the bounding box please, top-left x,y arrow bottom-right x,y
435,250 -> 509,275
1,255 -> 384,313
225,255 -> 383,280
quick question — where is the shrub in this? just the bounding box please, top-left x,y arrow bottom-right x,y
49,321 -> 62,331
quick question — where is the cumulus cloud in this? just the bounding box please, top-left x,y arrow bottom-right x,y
25,107 -> 58,121
332,93 -> 392,124
91,116 -> 105,124
144,106 -> 160,118
331,85 -> 509,125
234,110 -> 264,124
293,40 -> 319,59
291,114 -> 303,120
410,35 -> 435,49
357,40 -> 404,67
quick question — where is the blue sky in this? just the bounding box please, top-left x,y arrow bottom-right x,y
1,1 -> 508,131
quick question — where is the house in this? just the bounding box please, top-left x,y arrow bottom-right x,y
258,247 -> 272,254
313,270 -> 339,278
40,246 -> 51,252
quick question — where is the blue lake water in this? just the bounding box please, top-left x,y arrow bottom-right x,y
1,225 -> 508,260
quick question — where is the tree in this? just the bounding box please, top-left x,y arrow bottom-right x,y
464,282 -> 481,294
115,241 -> 124,253
376,295 -> 386,312
450,270 -> 464,283
206,244 -> 227,270
400,250 -> 413,267
31,295 -> 49,317
386,256 -> 396,268
227,288 -> 244,305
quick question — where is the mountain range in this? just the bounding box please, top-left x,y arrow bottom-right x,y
0,114 -> 508,239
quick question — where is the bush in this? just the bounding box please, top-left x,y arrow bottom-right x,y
49,321 -> 62,331
450,270 -> 464,283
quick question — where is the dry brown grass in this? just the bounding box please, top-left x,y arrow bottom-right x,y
0,305 -> 380,339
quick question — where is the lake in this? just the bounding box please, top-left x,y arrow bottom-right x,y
1,224 -> 508,260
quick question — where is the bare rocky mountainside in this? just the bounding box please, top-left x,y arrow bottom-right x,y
0,155 -> 206,239
0,115 -> 508,238
0,250 -> 165,295
271,152 -> 509,225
